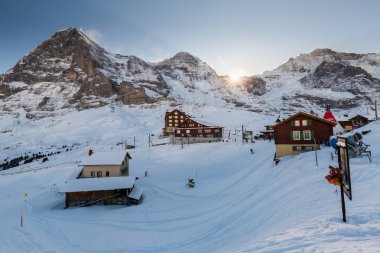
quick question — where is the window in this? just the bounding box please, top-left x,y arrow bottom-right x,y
90,171 -> 95,177
294,120 -> 300,126
169,116 -> 172,119
293,146 -> 313,151
304,146 -> 313,151
189,124 -> 194,127
303,130 -> 311,140
302,120 -> 308,126
174,111 -> 178,115
180,115 -> 183,118
186,130 -> 190,133
106,171 -> 110,177
176,130 -> 181,134
292,131 -> 300,140
180,120 -> 184,122
175,120 -> 178,123
198,129 -> 202,133
175,116 -> 178,118
97,171 -> 102,177
204,129 -> 212,133
214,129 -> 220,133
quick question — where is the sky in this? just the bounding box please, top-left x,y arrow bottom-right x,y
1,0 -> 380,76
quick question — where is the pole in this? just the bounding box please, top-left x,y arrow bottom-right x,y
21,209 -> 23,227
134,136 -> 136,148
340,182 -> 347,222
375,100 -> 378,120
148,134 -> 151,148
314,139 -> 318,166
242,125 -> 244,143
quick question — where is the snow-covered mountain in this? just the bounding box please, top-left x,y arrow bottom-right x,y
256,48 -> 380,112
1,28 -> 380,119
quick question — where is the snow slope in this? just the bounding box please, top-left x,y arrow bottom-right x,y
0,104 -> 379,252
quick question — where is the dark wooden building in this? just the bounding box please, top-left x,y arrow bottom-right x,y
273,112 -> 335,157
163,109 -> 191,136
260,125 -> 274,139
60,176 -> 142,208
338,114 -> 369,131
172,118 -> 223,144
175,118 -> 222,137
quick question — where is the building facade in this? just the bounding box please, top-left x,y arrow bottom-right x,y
273,112 -> 335,158
80,151 -> 132,178
338,114 -> 369,131
163,109 -> 191,136
171,118 -> 223,144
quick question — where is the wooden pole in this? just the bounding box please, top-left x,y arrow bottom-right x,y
375,100 -> 378,120
20,209 -> 23,227
314,139 -> 318,166
148,134 -> 151,148
340,182 -> 347,222
134,136 -> 136,148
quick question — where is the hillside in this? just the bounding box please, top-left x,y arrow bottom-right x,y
0,109 -> 379,252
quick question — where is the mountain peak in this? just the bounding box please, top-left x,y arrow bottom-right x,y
310,48 -> 337,56
48,27 -> 103,52
172,51 -> 198,59
165,51 -> 204,66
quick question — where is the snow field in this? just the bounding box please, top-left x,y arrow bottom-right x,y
0,105 -> 379,252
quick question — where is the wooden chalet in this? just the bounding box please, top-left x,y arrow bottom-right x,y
163,109 -> 191,136
337,114 -> 369,131
79,150 -> 132,178
260,125 -> 274,140
273,112 -> 335,158
172,117 -> 223,144
60,176 -> 143,208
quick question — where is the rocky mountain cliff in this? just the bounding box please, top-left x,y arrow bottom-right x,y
1,28 -> 380,118
258,48 -> 380,111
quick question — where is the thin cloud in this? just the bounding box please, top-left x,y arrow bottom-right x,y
79,28 -> 102,43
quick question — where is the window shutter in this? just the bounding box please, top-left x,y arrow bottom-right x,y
290,131 -> 293,140
307,120 -> 312,126
291,120 -> 295,126
300,131 -> 304,140
311,130 -> 315,140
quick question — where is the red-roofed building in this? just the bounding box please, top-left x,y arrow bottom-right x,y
273,112 -> 335,157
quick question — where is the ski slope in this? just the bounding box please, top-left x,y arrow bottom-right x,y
0,106 -> 379,252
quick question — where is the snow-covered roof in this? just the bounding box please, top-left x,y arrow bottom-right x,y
336,115 -> 350,121
80,151 -> 131,166
129,186 -> 143,200
190,118 -> 221,127
60,176 -> 135,193
68,166 -> 83,180
336,114 -> 370,122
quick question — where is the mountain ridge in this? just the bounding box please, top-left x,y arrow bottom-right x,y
1,27 -> 379,119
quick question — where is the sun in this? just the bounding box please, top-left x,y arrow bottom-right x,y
228,69 -> 245,83
229,73 -> 241,82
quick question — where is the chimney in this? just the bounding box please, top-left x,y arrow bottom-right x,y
326,105 -> 330,112
88,149 -> 93,156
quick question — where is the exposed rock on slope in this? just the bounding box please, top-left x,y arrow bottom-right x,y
0,28 -> 167,113
300,61 -> 380,94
